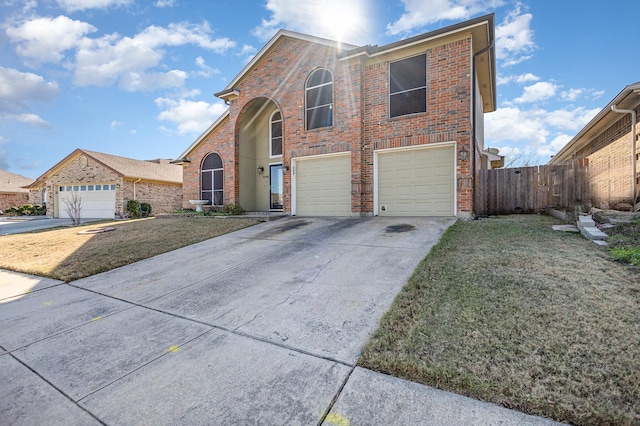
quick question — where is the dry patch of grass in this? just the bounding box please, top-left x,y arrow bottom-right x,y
359,215 -> 640,425
0,217 -> 259,282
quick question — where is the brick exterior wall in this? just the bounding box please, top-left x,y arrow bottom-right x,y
122,179 -> 182,214
181,33 -> 480,216
575,107 -> 640,207
0,193 -> 29,211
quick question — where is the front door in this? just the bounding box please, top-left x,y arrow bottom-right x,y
270,164 -> 283,210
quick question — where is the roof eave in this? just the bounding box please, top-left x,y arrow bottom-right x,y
550,81 -> 640,164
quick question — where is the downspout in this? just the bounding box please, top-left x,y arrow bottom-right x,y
133,178 -> 141,200
471,39 -> 494,217
611,105 -> 637,208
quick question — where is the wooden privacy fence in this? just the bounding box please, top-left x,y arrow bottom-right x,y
476,159 -> 590,216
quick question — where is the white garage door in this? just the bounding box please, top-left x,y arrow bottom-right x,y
57,184 -> 116,219
294,153 -> 351,216
376,145 -> 455,216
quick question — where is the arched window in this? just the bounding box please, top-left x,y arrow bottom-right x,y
270,110 -> 283,157
201,153 -> 223,206
305,69 -> 333,130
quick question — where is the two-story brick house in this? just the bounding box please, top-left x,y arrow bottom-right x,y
175,14 -> 496,218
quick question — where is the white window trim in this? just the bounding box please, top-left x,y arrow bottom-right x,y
305,68 -> 334,131
269,110 -> 283,158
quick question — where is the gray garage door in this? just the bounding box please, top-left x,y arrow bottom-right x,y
294,154 -> 351,216
377,145 -> 454,216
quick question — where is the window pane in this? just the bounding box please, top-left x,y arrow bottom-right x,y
307,69 -> 332,87
213,170 -> 223,190
73,186 -> 79,191
390,88 -> 427,118
306,85 -> 332,108
60,186 -> 64,192
201,190 -> 212,203
88,185 -> 94,191
202,153 -> 222,170
66,186 -> 72,191
271,120 -> 282,138
272,111 -> 281,121
307,105 -> 333,129
390,54 -> 426,94
110,185 -> 116,190
80,185 -> 86,191
213,190 -> 223,206
271,137 -> 282,156
202,170 -> 212,190
95,185 -> 101,191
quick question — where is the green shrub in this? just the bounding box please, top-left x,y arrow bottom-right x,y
222,203 -> 244,215
140,202 -> 152,217
126,200 -> 140,218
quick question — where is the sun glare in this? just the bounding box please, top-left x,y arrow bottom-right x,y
315,0 -> 370,44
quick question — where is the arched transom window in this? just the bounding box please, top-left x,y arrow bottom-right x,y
201,153 -> 223,205
305,69 -> 333,130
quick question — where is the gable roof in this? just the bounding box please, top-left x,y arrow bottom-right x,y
27,149 -> 183,188
550,82 -> 640,164
215,30 -> 358,100
0,170 -> 33,193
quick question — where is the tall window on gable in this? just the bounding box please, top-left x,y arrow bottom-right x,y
389,54 -> 427,118
305,69 -> 333,130
270,111 -> 283,157
201,153 -> 223,206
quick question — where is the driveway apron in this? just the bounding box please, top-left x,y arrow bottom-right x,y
0,216 -> 561,425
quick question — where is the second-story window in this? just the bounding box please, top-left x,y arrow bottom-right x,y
305,69 -> 333,130
389,54 -> 427,118
270,111 -> 283,157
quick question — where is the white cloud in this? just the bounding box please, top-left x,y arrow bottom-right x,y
254,0 -> 374,44
0,67 -> 59,118
74,22 -> 235,89
155,97 -> 228,134
387,0 -> 504,35
6,15 -> 97,64
155,0 -> 176,7
495,3 -> 536,66
497,72 -> 540,86
3,113 -> 51,128
193,57 -> 220,78
514,81 -> 558,104
110,120 -> 123,129
56,0 -> 132,12
486,105 -> 601,163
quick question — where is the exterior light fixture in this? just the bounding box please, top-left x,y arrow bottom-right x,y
257,166 -> 264,174
459,147 -> 468,161
282,165 -> 290,172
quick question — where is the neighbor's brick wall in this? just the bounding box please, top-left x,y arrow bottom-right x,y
43,156 -> 122,217
576,108 -> 640,207
0,193 -> 29,211
362,37 -> 474,215
122,179 -> 182,214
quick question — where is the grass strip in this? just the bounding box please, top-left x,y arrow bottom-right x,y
359,215 -> 639,425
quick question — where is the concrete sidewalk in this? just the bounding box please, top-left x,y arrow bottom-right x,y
0,217 -> 562,425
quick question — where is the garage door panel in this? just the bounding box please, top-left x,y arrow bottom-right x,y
295,154 -> 351,216
377,146 -> 454,217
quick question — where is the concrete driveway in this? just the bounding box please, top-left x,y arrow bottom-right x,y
0,216 -> 560,425
0,216 -> 103,235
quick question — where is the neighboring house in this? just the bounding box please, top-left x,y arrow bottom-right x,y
482,148 -> 504,170
550,82 -> 640,210
174,14 -> 496,218
0,170 -> 34,211
26,149 -> 183,218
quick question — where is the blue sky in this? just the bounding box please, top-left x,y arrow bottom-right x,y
1,0 -> 638,179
